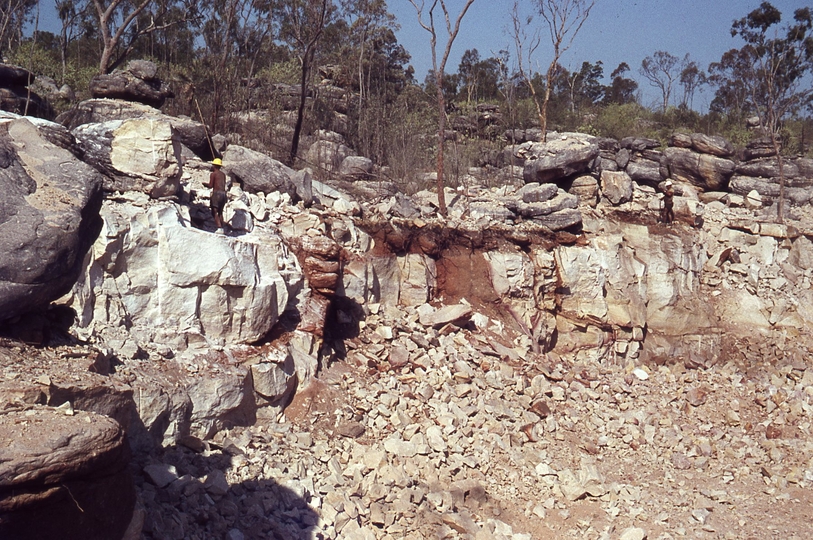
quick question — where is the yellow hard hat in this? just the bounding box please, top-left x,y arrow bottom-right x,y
212,158 -> 223,166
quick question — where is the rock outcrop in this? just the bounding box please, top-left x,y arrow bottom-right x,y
67,200 -> 296,348
72,117 -> 183,197
58,98 -> 212,159
0,64 -> 53,120
89,60 -> 173,108
0,116 -> 103,321
0,407 -> 136,540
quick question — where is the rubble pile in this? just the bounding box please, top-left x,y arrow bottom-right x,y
125,304 -> 813,539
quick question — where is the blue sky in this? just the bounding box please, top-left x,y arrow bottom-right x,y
388,0 -> 811,111
27,0 -> 811,111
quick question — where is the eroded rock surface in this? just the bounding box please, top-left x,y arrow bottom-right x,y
0,117 -> 103,321
0,407 -> 136,540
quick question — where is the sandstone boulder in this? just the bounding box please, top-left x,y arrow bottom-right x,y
736,158 -> 800,179
72,117 -> 182,198
0,117 -> 103,321
58,98 -> 212,158
522,135 -> 600,184
569,175 -> 599,207
513,191 -> 579,218
306,139 -> 352,173
729,176 -> 812,206
0,408 -> 135,540
620,137 -> 659,151
663,147 -> 735,191
600,170 -> 633,204
223,144 -> 312,203
625,156 -> 663,185
689,133 -> 735,157
89,60 -> 173,108
339,155 -> 374,180
0,64 -> 53,119
517,182 -> 558,203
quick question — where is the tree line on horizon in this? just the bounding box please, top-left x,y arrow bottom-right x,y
1,0 -> 811,179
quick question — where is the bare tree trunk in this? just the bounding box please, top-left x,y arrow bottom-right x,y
540,61 -> 557,141
771,129 -> 785,223
409,0 -> 475,218
436,85 -> 447,215
289,47 -> 314,168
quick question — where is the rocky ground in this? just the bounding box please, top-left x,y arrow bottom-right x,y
6,185 -> 813,539
107,298 -> 813,540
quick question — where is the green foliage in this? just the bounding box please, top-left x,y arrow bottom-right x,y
6,41 -> 61,80
258,60 -> 301,86
591,103 -> 649,140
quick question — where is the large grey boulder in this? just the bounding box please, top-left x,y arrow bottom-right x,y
0,117 -> 103,321
72,117 -> 182,198
736,158 -> 800,179
671,133 -> 734,158
729,176 -> 813,206
306,139 -> 352,173
223,144 -> 312,203
625,156 -> 663,185
663,147 -> 735,191
522,135 -> 600,184
89,60 -> 173,108
339,155 -> 374,180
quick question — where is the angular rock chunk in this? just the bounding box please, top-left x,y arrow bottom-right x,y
72,117 -> 182,197
419,304 -> 474,328
600,170 -> 633,204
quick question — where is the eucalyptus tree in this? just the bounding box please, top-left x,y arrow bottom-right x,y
639,50 -> 682,112
678,59 -> 705,110
715,2 -> 813,221
510,0 -> 596,142
603,62 -> 637,105
0,0 -> 37,59
83,0 -> 200,74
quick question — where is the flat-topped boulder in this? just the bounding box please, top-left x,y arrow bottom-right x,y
0,407 -> 136,540
522,134 -> 600,185
89,60 -> 173,108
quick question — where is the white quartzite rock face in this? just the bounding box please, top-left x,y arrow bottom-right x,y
73,117 -> 182,197
67,200 -> 297,347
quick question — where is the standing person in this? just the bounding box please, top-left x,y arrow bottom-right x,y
660,180 -> 675,224
206,158 -> 227,232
